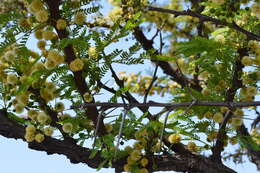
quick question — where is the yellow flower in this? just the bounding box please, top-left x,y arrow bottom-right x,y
35,10 -> 49,23
187,141 -> 197,152
88,46 -> 98,58
56,19 -> 67,30
130,150 -> 141,161
42,31 -> 56,40
62,122 -> 73,133
35,133 -> 45,143
7,74 -> 18,85
25,133 -> 35,142
108,7 -> 123,22
139,168 -> 149,173
28,110 -> 38,121
234,109 -> 244,117
246,86 -> 257,97
213,112 -> 223,123
69,58 -> 84,72
37,112 -> 49,125
168,134 -> 181,144
74,12 -> 86,25
140,157 -> 148,167
54,102 -> 65,112
231,118 -> 242,127
123,164 -> 130,172
26,125 -> 36,134
15,104 -> 25,114
220,107 -> 229,114
34,29 -> 43,40
47,50 -> 64,65
44,59 -> 56,69
241,56 -> 253,66
37,40 -> 46,50
43,127 -> 54,136
83,92 -> 93,102
201,88 -> 211,96
30,0 -> 44,12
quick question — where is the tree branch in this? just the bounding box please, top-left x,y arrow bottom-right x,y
147,6 -> 260,41
44,0 -> 106,135
0,108 -> 236,173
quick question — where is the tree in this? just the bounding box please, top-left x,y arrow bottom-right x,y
0,0 -> 259,172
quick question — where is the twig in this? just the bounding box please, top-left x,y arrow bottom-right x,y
143,65 -> 159,103
92,109 -> 105,149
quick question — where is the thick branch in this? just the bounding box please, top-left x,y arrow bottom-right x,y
147,6 -> 260,41
44,0 -> 106,135
211,48 -> 245,162
133,27 -> 202,92
0,109 -> 236,173
71,101 -> 260,110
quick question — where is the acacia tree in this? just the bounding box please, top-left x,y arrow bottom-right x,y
0,0 -> 260,172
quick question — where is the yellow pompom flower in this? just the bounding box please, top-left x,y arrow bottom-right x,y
15,104 -> 25,114
83,92 -> 93,102
130,150 -> 141,161
42,31 -> 56,40
108,7 -> 123,22
35,10 -> 49,23
187,141 -> 197,152
47,50 -> 64,65
88,46 -> 98,59
168,134 -> 181,144
139,168 -> 149,173
213,112 -> 223,123
34,29 -> 43,40
43,127 -> 54,136
37,112 -> 49,125
7,74 -> 18,85
140,157 -> 148,167
241,56 -> 253,66
54,102 -> 65,112
16,93 -> 29,106
234,109 -> 244,117
37,40 -> 46,50
201,88 -> 211,96
246,86 -> 257,97
28,110 -> 38,121
62,122 -> 73,133
4,50 -> 16,62
44,59 -> 56,70
74,12 -> 86,25
220,107 -> 229,114
35,133 -> 45,143
40,88 -> 55,102
231,118 -> 243,127
56,19 -> 67,30
69,58 -> 84,72
123,164 -> 130,172
30,0 -> 44,12
26,125 -> 36,134
25,133 -> 35,142
19,18 -> 31,28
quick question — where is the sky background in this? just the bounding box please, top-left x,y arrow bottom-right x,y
0,0 -> 259,173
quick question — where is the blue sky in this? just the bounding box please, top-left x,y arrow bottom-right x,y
1,0 -> 259,173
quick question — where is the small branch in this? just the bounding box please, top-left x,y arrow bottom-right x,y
133,27 -> 203,92
143,65 -> 158,103
251,109 -> 260,129
71,101 -> 260,110
147,6 -> 260,41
